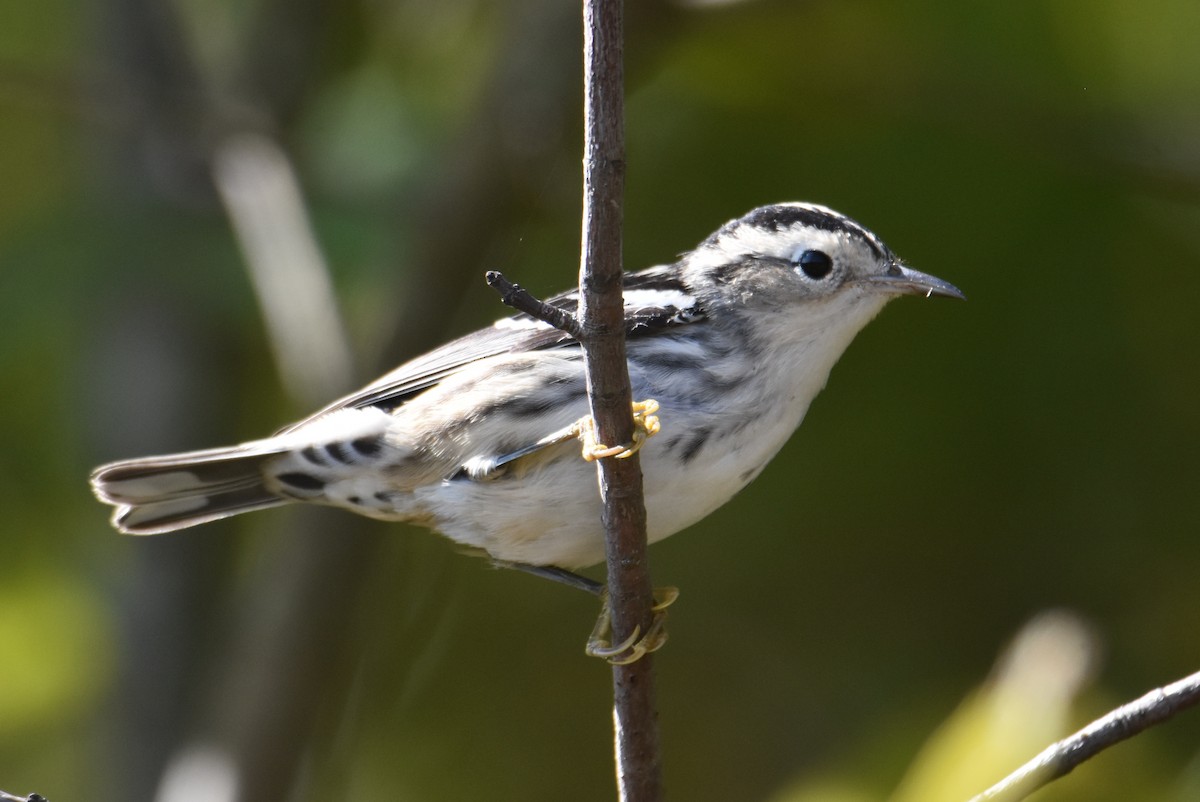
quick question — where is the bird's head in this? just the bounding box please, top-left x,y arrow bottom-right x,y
682,202 -> 963,330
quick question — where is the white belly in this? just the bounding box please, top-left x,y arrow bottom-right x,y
413,389 -> 809,569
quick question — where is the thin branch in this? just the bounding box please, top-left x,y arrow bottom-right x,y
578,2 -> 664,801
487,2 -> 662,797
968,668 -> 1200,802
485,271 -> 584,339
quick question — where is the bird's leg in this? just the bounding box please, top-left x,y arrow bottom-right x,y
461,398 -> 660,481
499,561 -> 605,595
585,586 -> 679,665
499,401 -> 666,660
573,399 -> 661,461
497,560 -> 678,665
460,424 -> 581,481
570,397 -> 671,661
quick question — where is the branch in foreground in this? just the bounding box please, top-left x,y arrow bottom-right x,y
969,668 -> 1200,802
578,2 -> 663,801
493,1 -> 659,797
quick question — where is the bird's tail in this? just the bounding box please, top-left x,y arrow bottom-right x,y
90,443 -> 292,534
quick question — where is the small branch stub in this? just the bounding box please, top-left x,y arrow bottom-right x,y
486,271 -> 584,340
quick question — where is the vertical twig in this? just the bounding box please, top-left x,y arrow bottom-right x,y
577,1 -> 664,800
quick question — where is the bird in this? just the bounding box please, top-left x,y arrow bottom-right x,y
91,202 -> 963,575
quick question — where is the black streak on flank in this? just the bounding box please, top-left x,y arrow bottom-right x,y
301,446 -> 327,466
679,427 -> 712,464
482,384 -> 586,420
500,396 -> 556,419
276,472 -> 325,492
636,347 -> 698,372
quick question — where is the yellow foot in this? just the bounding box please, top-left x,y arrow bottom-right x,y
585,586 -> 680,665
576,399 -> 662,461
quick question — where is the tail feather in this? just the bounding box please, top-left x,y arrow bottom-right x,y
90,444 -> 292,534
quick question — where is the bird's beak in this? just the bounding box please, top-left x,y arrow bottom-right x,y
868,264 -> 966,300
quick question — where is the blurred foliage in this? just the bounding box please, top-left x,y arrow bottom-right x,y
1,0 -> 1199,800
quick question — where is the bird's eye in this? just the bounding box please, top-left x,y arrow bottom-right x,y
797,250 -> 833,280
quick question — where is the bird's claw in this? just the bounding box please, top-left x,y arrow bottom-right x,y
585,586 -> 679,665
575,399 -> 661,461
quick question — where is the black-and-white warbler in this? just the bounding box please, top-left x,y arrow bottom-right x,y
91,203 -> 962,571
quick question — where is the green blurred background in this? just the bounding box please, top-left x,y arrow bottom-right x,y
2,0 -> 1199,799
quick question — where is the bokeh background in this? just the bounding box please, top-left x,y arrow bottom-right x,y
2,0 -> 1199,799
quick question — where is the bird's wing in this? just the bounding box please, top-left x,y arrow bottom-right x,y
278,265 -> 704,433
